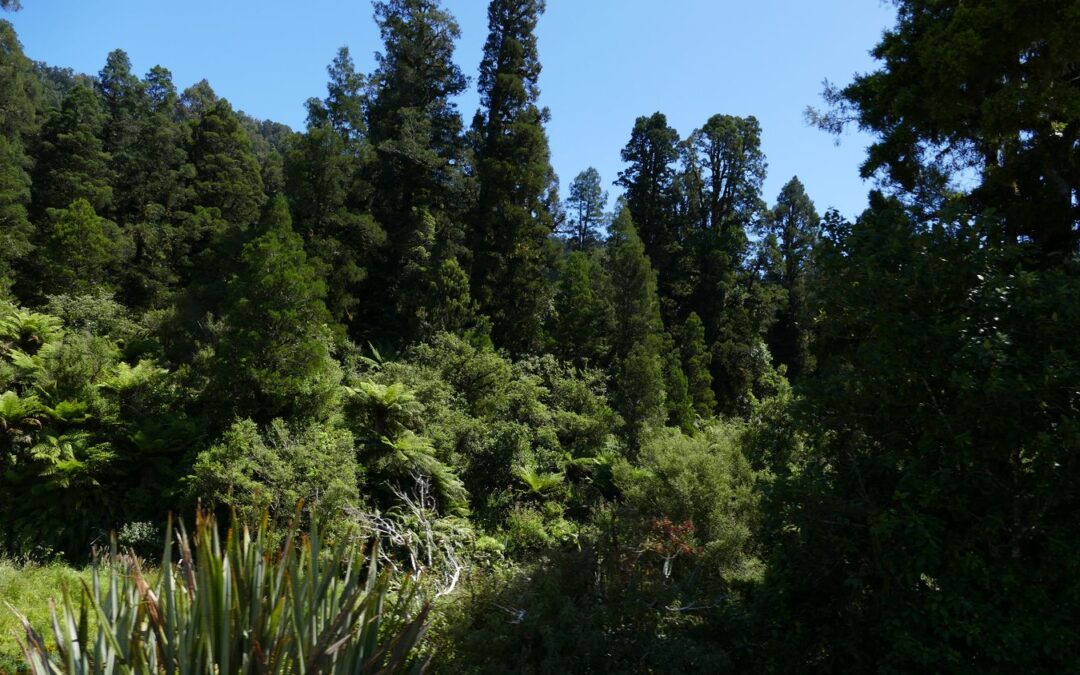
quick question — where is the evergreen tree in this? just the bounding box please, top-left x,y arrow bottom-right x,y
209,195 -> 341,424
428,256 -> 485,336
813,0 -> 1080,261
762,176 -> 819,379
765,2 -> 1080,669
552,250 -> 613,366
368,0 -> 467,159
36,198 -> 123,296
470,0 -> 557,353
0,20 -> 37,295
286,50 -> 383,329
189,98 -> 266,226
238,112 -> 288,198
32,82 -> 113,216
0,135 -> 31,295
685,114 -> 772,414
613,341 -> 666,450
178,78 -> 217,120
681,311 -> 715,417
606,206 -> 667,445
96,50 -> 145,223
616,112 -> 684,314
120,65 -> 198,307
322,47 -> 367,149
606,207 -> 663,357
363,0 -> 471,340
0,20 -> 37,144
561,167 -> 607,251
129,65 -> 195,220
660,331 -> 694,432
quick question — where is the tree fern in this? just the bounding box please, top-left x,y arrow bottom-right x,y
379,432 -> 469,516
512,464 -> 566,498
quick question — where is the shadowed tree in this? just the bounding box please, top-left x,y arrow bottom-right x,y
469,0 -> 557,353
762,176 -> 819,379
0,19 -> 38,295
188,98 -> 265,227
364,0 -> 471,341
31,82 -> 113,217
553,250 -> 613,367
616,112 -> 684,315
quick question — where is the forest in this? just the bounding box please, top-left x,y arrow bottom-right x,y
0,0 -> 1078,672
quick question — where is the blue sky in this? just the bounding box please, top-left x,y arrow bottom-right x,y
9,0 -> 895,219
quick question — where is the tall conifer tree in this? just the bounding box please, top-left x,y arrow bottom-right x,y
188,98 -> 265,227
0,20 -> 37,294
561,167 -> 607,251
209,195 -> 340,425
617,112 -> 684,315
286,49 -> 383,328
684,113 -> 773,413
470,0 -> 557,353
366,0 -> 470,339
32,82 -> 113,217
606,206 -> 667,445
762,176 -> 818,379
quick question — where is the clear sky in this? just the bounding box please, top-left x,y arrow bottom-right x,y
7,0 -> 896,219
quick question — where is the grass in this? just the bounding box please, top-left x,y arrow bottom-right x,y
0,559 -> 94,674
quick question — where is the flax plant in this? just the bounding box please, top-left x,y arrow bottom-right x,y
10,509 -> 430,673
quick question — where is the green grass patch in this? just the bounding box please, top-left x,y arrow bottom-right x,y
0,560 -> 93,674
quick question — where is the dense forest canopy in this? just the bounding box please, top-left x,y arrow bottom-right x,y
1,0 -> 1078,672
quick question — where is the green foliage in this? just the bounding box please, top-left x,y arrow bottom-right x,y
36,199 -> 125,296
0,300 -> 187,560
760,195 -> 1080,672
552,250 -> 613,366
616,112 -> 683,315
617,424 -> 762,582
365,1 -> 471,342
286,48 -> 384,328
681,311 -> 716,417
188,418 -> 358,529
0,134 -> 33,295
432,506 -> 745,674
206,196 -> 342,424
605,205 -> 663,356
3,6 -> 1075,673
661,331 -> 695,432
605,206 -> 669,444
12,510 -> 430,673
512,464 -> 565,499
815,0 -> 1080,260
427,257 -> 486,337
0,20 -> 38,146
42,291 -> 143,349
31,82 -> 113,217
375,431 -> 469,516
0,561 -> 93,670
347,380 -> 425,440
469,0 -> 557,353
188,98 -> 265,226
761,176 -> 819,379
